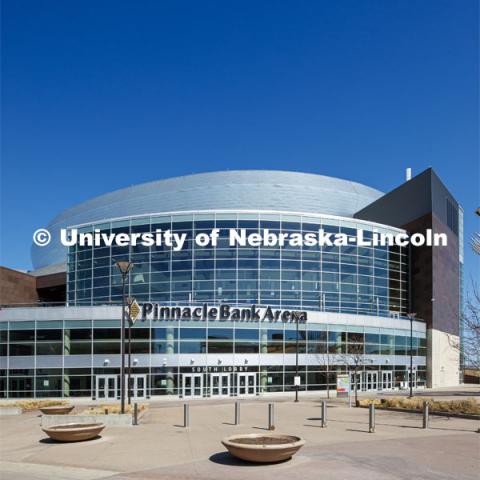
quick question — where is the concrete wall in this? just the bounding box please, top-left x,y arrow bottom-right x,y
427,328 -> 460,388
41,413 -> 133,426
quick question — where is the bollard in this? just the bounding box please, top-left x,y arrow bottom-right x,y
321,401 -> 327,428
184,403 -> 189,428
268,403 -> 275,430
368,403 -> 375,433
234,401 -> 240,425
133,402 -> 138,426
422,401 -> 429,429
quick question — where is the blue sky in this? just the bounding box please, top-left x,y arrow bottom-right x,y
1,0 -> 478,283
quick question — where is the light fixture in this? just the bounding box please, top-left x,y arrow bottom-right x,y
133,358 -> 139,366
113,259 -> 134,414
104,359 -> 110,366
115,259 -> 134,274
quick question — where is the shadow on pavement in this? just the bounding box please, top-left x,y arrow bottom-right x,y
39,437 -> 59,444
38,435 -> 102,444
209,451 -> 292,467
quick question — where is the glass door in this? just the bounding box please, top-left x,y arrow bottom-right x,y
135,374 -> 146,398
182,373 -> 203,398
350,372 -> 363,392
96,375 -> 117,400
210,373 -> 230,397
381,371 -> 393,390
237,373 -> 256,396
125,374 -> 147,400
365,371 -> 378,391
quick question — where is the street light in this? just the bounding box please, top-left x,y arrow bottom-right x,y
126,296 -> 135,406
407,312 -> 417,398
295,314 -> 299,402
115,260 -> 134,414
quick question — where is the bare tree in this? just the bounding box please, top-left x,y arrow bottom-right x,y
457,209 -> 480,371
448,283 -> 480,371
461,284 -> 480,370
340,344 -> 371,405
471,233 -> 480,255
314,351 -> 330,399
346,354 -> 363,405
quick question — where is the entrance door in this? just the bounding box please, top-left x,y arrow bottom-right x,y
381,371 -> 393,390
182,374 -> 203,398
408,370 -> 417,389
125,374 -> 147,400
365,371 -> 378,391
350,372 -> 363,392
96,375 -> 117,400
237,373 -> 256,396
210,373 -> 230,397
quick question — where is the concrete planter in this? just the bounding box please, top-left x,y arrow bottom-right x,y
42,423 -> 105,442
40,406 -> 74,415
41,413 -> 133,427
0,407 -> 22,416
222,434 -> 305,463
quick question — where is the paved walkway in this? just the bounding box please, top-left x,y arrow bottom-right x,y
1,394 -> 479,480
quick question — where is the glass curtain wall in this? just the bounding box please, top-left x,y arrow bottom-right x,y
68,213 -> 409,318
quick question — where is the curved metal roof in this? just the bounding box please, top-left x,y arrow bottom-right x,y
32,170 -> 383,268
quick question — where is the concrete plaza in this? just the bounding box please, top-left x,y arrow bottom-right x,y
1,391 -> 479,480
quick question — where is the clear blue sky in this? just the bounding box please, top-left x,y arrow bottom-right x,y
1,0 -> 478,284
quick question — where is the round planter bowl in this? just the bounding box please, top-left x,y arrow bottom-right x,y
42,423 -> 105,442
40,405 -> 74,415
222,433 -> 305,463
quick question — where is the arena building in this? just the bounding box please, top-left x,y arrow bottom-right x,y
0,168 -> 463,399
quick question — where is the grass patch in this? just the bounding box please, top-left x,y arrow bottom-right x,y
358,397 -> 479,415
81,403 -> 147,415
0,400 -> 69,411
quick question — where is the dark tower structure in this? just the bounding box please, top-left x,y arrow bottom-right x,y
355,168 -> 462,387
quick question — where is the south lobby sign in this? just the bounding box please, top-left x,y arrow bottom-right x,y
141,302 -> 308,324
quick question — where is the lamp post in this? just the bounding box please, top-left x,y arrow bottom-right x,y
127,296 -> 133,405
407,313 -> 417,398
125,296 -> 139,405
295,314 -> 299,402
115,260 -> 134,414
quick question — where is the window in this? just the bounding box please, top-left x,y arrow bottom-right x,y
446,198 -> 459,234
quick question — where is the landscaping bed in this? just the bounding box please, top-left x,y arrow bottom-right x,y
358,397 -> 480,419
80,403 -> 147,415
0,399 -> 69,412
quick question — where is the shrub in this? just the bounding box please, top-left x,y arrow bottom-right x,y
0,400 -> 68,411
359,397 -> 479,415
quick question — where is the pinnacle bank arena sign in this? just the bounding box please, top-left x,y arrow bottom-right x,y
141,303 -> 307,324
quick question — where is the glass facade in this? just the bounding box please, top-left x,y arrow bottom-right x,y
0,318 -> 426,398
1,211 -> 423,399
68,212 -> 409,318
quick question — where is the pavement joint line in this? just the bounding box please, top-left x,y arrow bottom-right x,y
0,460 -> 120,480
